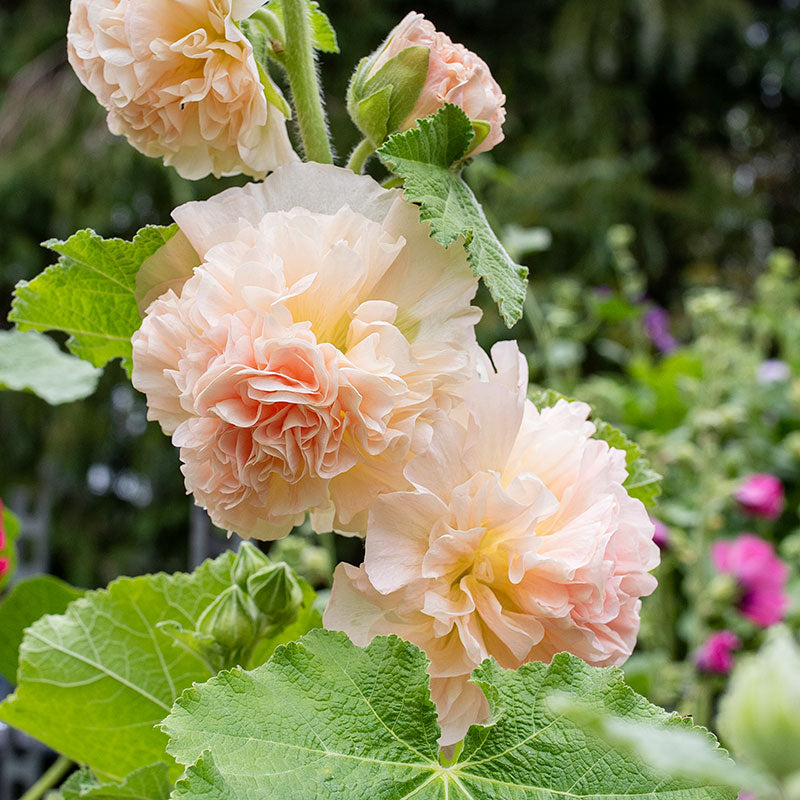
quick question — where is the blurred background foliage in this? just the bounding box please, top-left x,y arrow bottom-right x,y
1,0 -> 799,611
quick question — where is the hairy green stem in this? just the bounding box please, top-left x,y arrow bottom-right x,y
346,138 -> 375,173
382,176 -> 404,189
20,756 -> 73,800
282,0 -> 333,163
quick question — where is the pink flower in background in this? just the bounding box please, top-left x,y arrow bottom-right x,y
325,341 -> 659,745
695,630 -> 741,674
370,11 -> 506,155
735,473 -> 785,519
67,0 -> 296,179
711,534 -> 789,627
643,307 -> 677,354
651,517 -> 670,550
132,163 -> 479,541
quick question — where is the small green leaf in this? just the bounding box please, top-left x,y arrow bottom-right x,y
0,575 -> 85,683
0,330 -> 101,404
61,763 -> 172,800
0,504 -> 20,593
163,630 -> 735,800
378,104 -> 528,326
529,387 -> 662,507
267,0 -> 339,53
9,225 -> 177,374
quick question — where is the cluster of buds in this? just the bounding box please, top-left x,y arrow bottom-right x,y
159,543 -> 304,671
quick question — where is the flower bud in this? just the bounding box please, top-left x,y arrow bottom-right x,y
718,629 -> 800,780
196,585 -> 257,651
247,563 -> 303,630
232,542 -> 271,589
348,12 -> 505,154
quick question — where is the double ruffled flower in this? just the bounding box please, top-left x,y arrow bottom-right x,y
132,162 -> 480,540
67,0 -> 296,178
324,342 -> 660,744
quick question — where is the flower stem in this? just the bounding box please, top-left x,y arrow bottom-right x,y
282,0 -> 333,164
346,138 -> 375,173
20,756 -> 73,800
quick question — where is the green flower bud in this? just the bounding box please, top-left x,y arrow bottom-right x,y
717,628 -> 800,780
196,585 -> 257,651
232,541 -> 271,589
347,44 -> 430,146
247,562 -> 303,630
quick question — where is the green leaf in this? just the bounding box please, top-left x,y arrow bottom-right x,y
0,550 -> 319,783
267,1 -> 339,53
0,330 -> 101,404
378,104 -> 528,326
0,575 -> 85,683
9,225 -> 177,374
529,387 -> 662,507
164,630 -> 735,800
61,763 -> 172,800
0,504 -> 20,592
593,419 -> 662,506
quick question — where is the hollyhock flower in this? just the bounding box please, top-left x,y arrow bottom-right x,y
736,473 -> 785,519
362,11 -> 505,155
695,630 -> 740,675
67,0 -> 296,179
711,534 -> 789,627
651,517 -> 670,550
643,307 -> 677,354
324,341 -> 659,745
132,162 -> 480,540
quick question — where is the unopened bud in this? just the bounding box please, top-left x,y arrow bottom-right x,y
197,585 -> 257,651
232,542 -> 270,589
717,628 -> 800,780
348,12 -> 505,155
247,562 -> 303,630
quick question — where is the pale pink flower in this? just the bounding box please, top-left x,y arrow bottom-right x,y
67,0 -> 296,179
735,473 -> 785,519
711,534 -> 789,627
695,630 -> 741,675
370,11 -> 505,155
324,342 -> 659,745
132,162 -> 480,540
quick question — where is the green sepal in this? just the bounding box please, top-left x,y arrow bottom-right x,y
348,46 -> 429,145
231,542 -> 271,590
247,562 -> 303,632
469,119 -> 491,153
196,585 -> 258,652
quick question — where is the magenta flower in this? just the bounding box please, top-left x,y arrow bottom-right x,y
735,473 -> 785,519
711,534 -> 789,627
651,517 -> 670,550
695,630 -> 741,674
643,307 -> 678,354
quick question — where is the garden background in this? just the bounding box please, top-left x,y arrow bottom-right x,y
1,0 -> 799,774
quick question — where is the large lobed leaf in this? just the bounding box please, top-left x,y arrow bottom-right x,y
0,329 -> 101,404
164,629 -> 736,800
61,764 -> 172,800
0,550 -> 319,784
378,104 -> 528,326
9,225 -> 177,374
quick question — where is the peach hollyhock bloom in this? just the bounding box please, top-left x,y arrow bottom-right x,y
325,342 -> 659,745
369,11 -> 505,155
131,162 -> 480,540
67,0 -> 296,179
